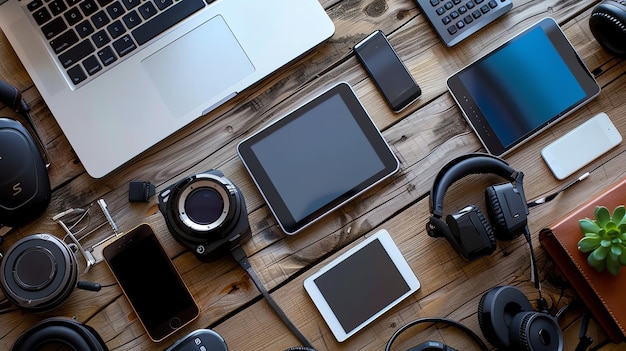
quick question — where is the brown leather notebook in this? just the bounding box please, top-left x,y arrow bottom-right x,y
539,177 -> 626,342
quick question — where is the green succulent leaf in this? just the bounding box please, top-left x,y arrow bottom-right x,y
607,252 -> 621,276
592,246 -> 609,261
595,206 -> 611,228
579,218 -> 601,234
619,245 -> 626,265
611,245 -> 623,257
588,252 -> 606,271
579,205 -> 626,275
613,206 -> 626,224
578,236 -> 601,253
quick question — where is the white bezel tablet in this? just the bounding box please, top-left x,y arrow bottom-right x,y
303,229 -> 420,342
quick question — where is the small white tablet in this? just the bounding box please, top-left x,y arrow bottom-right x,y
304,229 -> 420,342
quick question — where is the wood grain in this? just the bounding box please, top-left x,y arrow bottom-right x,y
2,0 -> 624,350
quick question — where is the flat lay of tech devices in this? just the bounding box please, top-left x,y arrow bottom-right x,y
238,82 -> 399,234
0,0 -> 334,178
447,17 -> 601,157
304,229 -> 420,342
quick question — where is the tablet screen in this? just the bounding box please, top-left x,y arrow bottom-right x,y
304,230 -> 420,342
447,17 -> 600,155
237,83 -> 399,234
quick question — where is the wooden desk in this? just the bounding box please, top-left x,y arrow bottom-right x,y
1,0 -> 625,350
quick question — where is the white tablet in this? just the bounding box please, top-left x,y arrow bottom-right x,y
304,229 -> 420,342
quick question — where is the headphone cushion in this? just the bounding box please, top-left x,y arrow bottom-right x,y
477,286 -> 533,349
12,317 -> 107,351
473,207 -> 496,249
590,1 -> 626,57
485,185 -> 508,240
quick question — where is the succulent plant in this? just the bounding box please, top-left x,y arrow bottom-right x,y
578,205 -> 626,276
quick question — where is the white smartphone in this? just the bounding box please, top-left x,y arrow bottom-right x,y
303,229 -> 420,342
541,112 -> 622,180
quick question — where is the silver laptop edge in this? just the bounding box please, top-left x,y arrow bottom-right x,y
0,0 -> 334,178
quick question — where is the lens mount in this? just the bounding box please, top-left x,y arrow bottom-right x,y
176,174 -> 236,233
158,170 -> 251,261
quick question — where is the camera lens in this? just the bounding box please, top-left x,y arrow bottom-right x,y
184,188 -> 224,225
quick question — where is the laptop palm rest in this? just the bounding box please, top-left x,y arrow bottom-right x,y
142,15 -> 255,117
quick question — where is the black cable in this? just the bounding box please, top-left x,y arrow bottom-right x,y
524,226 -> 543,301
385,317 -> 489,351
231,245 -> 313,348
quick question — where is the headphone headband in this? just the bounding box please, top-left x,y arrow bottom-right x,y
430,153 -> 520,217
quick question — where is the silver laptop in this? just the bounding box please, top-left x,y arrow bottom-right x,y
0,0 -> 335,178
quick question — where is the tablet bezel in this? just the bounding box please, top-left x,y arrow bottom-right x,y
447,17 -> 601,156
303,229 -> 420,342
237,82 -> 399,234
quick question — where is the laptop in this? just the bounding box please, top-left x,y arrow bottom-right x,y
0,0 -> 335,178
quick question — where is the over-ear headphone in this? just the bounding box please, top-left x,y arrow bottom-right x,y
0,234 -> 100,312
385,286 -> 564,351
158,170 -> 251,261
590,0 -> 626,57
12,317 -> 108,351
426,153 -> 529,260
385,317 -> 489,351
478,286 -> 563,351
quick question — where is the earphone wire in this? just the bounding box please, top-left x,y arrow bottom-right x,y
527,173 -> 589,208
524,226 -> 544,302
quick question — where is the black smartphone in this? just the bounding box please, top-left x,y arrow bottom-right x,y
103,223 -> 199,342
354,30 -> 421,112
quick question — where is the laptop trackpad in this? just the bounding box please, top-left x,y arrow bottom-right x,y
142,15 -> 255,116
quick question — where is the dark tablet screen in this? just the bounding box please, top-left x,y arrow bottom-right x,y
447,18 -> 600,155
237,83 -> 399,234
313,237 -> 410,332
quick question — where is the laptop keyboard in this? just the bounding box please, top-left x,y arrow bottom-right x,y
416,0 -> 512,47
28,0 -> 211,86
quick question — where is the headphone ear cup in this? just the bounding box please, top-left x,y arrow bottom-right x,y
473,206 -> 496,249
442,206 -> 496,260
477,286 -> 533,349
12,317 -> 107,351
485,183 -> 528,241
509,311 -> 563,351
485,185 -> 509,240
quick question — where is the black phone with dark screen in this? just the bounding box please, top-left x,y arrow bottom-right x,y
103,223 -> 199,342
354,30 -> 422,112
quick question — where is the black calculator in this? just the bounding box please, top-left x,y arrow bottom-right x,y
417,0 -> 512,47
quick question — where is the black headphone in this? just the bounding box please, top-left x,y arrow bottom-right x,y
158,170 -> 251,261
385,317 -> 489,351
590,0 -> 626,57
478,286 -> 563,351
0,234 -> 100,313
12,317 -> 108,351
426,153 -> 529,260
385,286 -> 564,351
